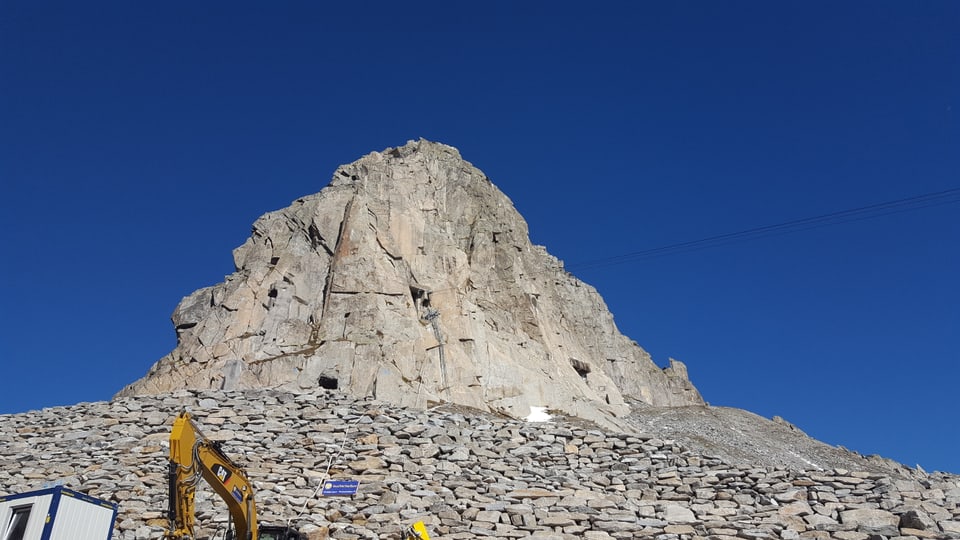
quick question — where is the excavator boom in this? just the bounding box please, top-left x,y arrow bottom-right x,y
165,411 -> 301,540
164,410 -> 426,540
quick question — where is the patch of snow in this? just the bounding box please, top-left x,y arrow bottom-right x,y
525,406 -> 552,422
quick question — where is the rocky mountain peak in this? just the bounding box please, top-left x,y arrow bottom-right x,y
118,140 -> 703,428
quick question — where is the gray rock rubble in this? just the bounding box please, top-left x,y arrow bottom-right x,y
1,389 -> 957,540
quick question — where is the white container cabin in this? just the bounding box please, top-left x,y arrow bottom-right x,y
0,486 -> 118,540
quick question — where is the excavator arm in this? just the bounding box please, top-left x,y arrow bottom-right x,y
164,411 -> 420,540
166,411 -> 259,540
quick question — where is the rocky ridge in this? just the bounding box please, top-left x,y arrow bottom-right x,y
621,404 -> 914,475
2,390 -> 957,540
117,140 -> 701,429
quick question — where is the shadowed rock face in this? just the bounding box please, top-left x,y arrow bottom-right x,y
118,140 -> 702,426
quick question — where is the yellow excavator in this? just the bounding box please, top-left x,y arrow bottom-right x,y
165,411 -> 306,540
164,411 -> 431,540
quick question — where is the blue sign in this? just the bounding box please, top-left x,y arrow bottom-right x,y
321,480 -> 359,496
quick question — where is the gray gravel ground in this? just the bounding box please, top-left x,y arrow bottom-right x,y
619,402 -> 920,478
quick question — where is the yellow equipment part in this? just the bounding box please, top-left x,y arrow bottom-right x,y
407,520 -> 431,540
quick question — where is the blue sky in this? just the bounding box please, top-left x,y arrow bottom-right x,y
1,2 -> 957,473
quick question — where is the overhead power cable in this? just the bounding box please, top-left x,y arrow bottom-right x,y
567,187 -> 960,271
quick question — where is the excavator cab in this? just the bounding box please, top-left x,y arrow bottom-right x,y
258,526 -> 307,540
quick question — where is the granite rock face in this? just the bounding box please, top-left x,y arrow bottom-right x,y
1,390 -> 957,540
118,140 -> 702,427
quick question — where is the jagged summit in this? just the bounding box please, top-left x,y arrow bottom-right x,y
118,140 -> 702,427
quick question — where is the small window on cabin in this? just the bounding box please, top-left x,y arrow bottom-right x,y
4,505 -> 32,540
